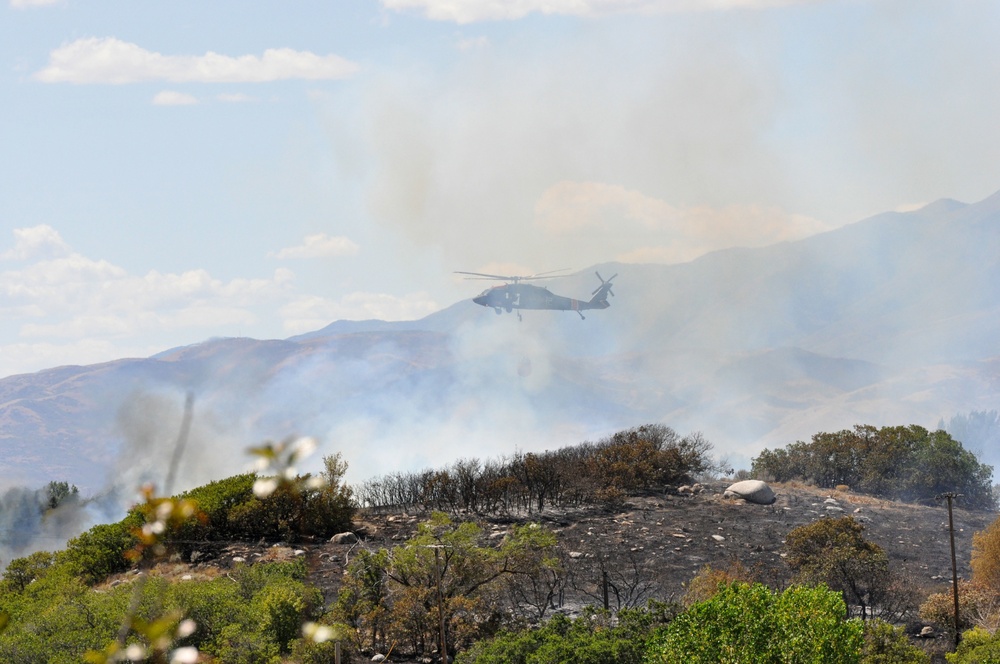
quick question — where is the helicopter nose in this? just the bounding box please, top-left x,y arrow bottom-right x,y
473,295 -> 487,306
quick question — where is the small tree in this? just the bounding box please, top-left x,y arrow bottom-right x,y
785,517 -> 891,620
336,513 -> 559,659
44,481 -> 79,511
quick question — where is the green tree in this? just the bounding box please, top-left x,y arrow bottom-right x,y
785,517 -> 890,620
2,550 -> 55,592
336,513 -> 560,659
44,481 -> 79,511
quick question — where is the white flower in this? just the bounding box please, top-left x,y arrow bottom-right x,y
156,501 -> 174,520
292,436 -> 318,460
302,621 -> 335,643
123,643 -> 147,661
176,619 -> 197,638
142,520 -> 166,536
305,476 -> 327,489
170,646 -> 200,664
253,477 -> 278,498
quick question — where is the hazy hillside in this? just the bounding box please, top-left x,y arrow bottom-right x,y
2,190 -> 999,500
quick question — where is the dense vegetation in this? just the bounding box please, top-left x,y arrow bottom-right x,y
0,558 -> 325,663
751,424 -> 995,509
2,422 -> 999,661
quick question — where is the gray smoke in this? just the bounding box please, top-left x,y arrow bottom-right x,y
0,484 -> 87,571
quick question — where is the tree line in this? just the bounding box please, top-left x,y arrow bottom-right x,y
356,424 -> 716,515
750,424 -> 995,510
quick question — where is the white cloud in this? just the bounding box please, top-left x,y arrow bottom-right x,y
1,224 -> 72,260
380,0 -> 813,23
9,0 -> 61,7
152,90 -> 198,106
535,181 -> 831,264
271,233 -> 360,259
280,292 -> 440,334
34,37 -> 359,85
217,92 -> 258,103
0,226 -> 435,377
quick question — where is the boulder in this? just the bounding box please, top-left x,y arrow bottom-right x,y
331,532 -> 359,545
723,480 -> 776,505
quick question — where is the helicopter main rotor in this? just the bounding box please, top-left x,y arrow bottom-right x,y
453,268 -> 572,284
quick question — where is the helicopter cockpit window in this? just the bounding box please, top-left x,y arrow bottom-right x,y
479,288 -> 492,297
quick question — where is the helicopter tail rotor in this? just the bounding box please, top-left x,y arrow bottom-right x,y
592,271 -> 617,298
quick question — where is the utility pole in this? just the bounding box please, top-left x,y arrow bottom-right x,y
937,492 -> 963,650
423,544 -> 448,663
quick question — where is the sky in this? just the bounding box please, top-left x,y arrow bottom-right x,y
2,0 -> 1000,379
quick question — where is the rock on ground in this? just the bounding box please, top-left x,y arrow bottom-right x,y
724,480 -> 776,505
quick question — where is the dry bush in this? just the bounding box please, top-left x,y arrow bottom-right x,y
682,561 -> 756,607
972,515 -> 1000,589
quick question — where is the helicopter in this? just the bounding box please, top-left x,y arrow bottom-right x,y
455,269 -> 616,320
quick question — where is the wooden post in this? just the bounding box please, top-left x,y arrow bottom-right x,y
434,546 -> 447,663
938,492 -> 962,650
946,493 -> 961,649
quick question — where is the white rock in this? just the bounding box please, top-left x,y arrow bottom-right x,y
723,480 -> 776,505
712,535 -> 726,542
331,532 -> 359,545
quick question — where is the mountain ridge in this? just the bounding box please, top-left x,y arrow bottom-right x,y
2,191 -> 999,497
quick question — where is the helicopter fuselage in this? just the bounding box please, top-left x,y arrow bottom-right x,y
472,282 -> 609,315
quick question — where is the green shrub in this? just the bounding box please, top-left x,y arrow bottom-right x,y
861,620 -> 929,664
215,624 -> 281,664
946,626 -> 1000,663
646,582 -> 864,664
457,604 -> 674,664
56,516 -> 140,583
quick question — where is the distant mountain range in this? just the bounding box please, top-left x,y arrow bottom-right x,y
3,190 -> 1000,495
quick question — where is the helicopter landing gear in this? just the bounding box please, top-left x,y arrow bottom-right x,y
494,308 -> 502,315
517,311 -> 522,322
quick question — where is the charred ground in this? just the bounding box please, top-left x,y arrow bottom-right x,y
169,480 -> 991,636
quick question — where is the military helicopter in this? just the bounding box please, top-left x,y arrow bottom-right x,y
455,269 -> 616,320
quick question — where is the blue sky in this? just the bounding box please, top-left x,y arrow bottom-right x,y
2,0 -> 999,378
